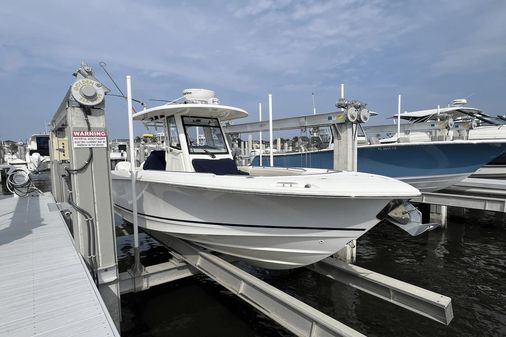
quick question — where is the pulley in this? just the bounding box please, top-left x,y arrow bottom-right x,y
345,107 -> 358,123
71,78 -> 105,106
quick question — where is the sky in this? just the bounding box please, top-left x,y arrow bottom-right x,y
1,0 -> 506,140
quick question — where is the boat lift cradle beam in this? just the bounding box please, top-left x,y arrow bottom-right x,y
223,110 -> 349,134
145,231 -> 367,337
307,258 -> 453,325
361,122 -> 475,138
414,191 -> 506,213
119,260 -> 199,295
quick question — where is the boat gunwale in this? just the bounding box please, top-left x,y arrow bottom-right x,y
111,170 -> 419,199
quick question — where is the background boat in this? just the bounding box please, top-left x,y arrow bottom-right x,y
251,140 -> 506,192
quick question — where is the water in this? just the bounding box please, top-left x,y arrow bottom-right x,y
2,178 -> 505,336
119,209 -> 506,337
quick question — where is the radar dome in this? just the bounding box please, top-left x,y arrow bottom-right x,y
183,89 -> 220,104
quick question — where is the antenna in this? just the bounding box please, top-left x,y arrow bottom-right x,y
312,93 -> 316,115
340,83 -> 345,112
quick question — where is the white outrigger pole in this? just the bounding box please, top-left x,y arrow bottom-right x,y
259,103 -> 263,165
268,94 -> 273,167
397,94 -> 402,142
126,76 -> 142,275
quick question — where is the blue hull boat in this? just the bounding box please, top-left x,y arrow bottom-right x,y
251,140 -> 506,191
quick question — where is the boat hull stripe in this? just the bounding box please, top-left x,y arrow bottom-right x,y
114,203 -> 367,231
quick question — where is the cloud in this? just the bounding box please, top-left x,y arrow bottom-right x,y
428,2 -> 506,75
0,0 -> 413,84
1,0 -> 506,138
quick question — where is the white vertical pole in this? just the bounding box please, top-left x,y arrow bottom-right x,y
259,103 -> 263,165
312,93 -> 316,115
397,94 -> 402,142
340,83 -> 345,111
247,134 -> 252,156
268,94 -> 273,167
126,76 -> 140,259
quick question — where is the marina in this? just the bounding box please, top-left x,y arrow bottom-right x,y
1,62 -> 505,337
3,0 -> 506,332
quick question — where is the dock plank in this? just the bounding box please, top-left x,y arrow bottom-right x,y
0,193 -> 119,337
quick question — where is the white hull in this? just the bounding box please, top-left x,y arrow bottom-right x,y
112,170 -> 416,269
472,165 -> 506,178
398,173 -> 470,192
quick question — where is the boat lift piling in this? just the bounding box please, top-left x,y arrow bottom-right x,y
48,63 -> 121,328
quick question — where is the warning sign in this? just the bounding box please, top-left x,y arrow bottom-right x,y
72,130 -> 108,148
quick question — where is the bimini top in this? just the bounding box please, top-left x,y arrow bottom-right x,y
133,103 -> 249,123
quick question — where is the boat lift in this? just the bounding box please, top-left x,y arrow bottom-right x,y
45,64 -> 452,336
48,63 -> 121,327
223,98 -> 369,172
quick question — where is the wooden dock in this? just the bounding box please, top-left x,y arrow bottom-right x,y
0,193 -> 119,337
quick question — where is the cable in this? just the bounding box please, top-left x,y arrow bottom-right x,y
107,93 -> 145,108
6,168 -> 42,197
99,61 -> 145,112
64,174 -> 99,285
99,62 -> 125,98
63,107 -> 99,284
65,148 -> 92,174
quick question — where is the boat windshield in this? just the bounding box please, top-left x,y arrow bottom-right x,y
182,116 -> 228,155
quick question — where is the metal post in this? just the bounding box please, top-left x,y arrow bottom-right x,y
268,94 -> 273,167
49,63 -> 121,329
333,240 -> 356,263
397,94 -> 402,141
0,142 -> 4,165
312,92 -> 316,115
333,122 -> 355,171
259,103 -> 263,165
339,84 -> 344,112
247,134 -> 252,157
126,76 -> 143,277
430,204 -> 448,228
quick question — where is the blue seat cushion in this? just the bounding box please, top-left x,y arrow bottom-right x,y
143,150 -> 166,171
192,158 -> 247,175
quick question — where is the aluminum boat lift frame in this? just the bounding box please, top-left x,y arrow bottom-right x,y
45,64 -> 453,336
122,231 -> 453,330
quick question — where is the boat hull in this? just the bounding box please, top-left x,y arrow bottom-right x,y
252,141 -> 506,192
111,173 -> 392,269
